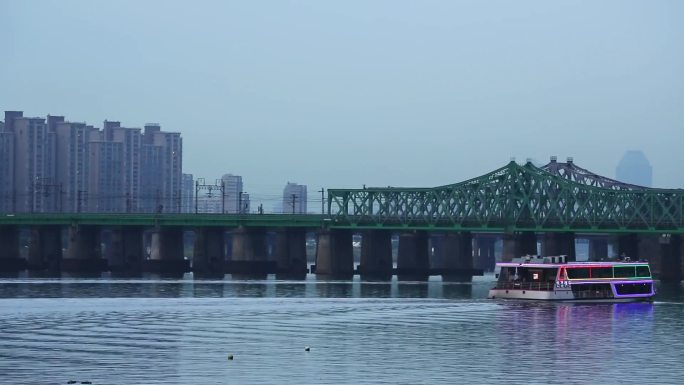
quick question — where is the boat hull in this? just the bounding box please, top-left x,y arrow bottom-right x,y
487,288 -> 654,303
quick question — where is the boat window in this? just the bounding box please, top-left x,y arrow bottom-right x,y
615,282 -> 652,295
529,269 -> 544,281
545,268 -> 558,282
566,267 -> 590,279
571,283 -> 613,298
497,267 -> 516,282
614,266 -> 636,278
636,265 -> 651,278
591,267 -> 613,279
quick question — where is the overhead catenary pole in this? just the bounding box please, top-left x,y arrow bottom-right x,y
319,188 -> 324,214
291,194 -> 296,214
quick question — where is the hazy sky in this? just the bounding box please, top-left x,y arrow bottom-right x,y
1,0 -> 683,207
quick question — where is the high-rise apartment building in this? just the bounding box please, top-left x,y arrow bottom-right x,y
101,121 -> 142,212
222,174 -> 244,213
0,120 -> 14,212
12,115 -> 52,212
55,121 -> 98,212
282,182 -> 307,214
88,140 -> 125,212
241,193 -> 251,214
2,111 -> 183,213
139,124 -> 182,213
616,150 -> 652,187
181,173 -> 194,213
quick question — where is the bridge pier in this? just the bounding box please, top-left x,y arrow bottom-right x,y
0,225 -> 24,272
397,232 -> 430,280
474,236 -> 497,272
146,228 -> 189,274
542,232 -> 576,261
359,230 -> 393,280
435,232 -> 473,282
315,229 -> 353,278
638,235 -> 660,273
502,232 -> 537,262
193,227 -> 225,278
588,238 -> 609,261
273,228 -> 307,278
27,226 -> 62,271
229,227 -> 272,276
108,226 -> 144,274
659,235 -> 682,283
62,225 -> 107,273
617,234 -> 639,260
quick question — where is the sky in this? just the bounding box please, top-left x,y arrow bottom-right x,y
1,0 -> 683,209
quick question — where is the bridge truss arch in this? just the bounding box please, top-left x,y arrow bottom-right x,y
327,161 -> 684,233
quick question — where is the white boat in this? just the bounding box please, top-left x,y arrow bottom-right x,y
487,255 -> 655,302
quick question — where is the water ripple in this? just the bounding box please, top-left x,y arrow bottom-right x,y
0,280 -> 683,384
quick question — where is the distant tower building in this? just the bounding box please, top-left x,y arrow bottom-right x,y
101,121 -> 142,212
241,193 -> 250,213
88,140 -> 125,212
55,121 -> 98,212
181,173 -> 194,213
0,119 -> 14,212
222,174 -> 244,213
616,151 -> 652,187
197,192 -> 222,214
11,114 -> 54,212
140,124 -> 183,213
283,182 -> 307,214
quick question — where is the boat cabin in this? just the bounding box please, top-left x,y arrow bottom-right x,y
494,255 -> 653,294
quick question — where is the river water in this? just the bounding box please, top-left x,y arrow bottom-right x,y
1,275 -> 683,385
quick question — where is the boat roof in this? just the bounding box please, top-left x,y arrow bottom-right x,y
496,261 -> 650,268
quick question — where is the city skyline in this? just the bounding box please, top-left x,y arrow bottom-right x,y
1,109 -> 681,215
2,1 -> 683,191
0,110 -> 182,213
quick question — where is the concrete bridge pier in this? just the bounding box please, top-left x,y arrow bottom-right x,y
0,225 -> 25,272
659,235 -> 682,283
27,226 -> 62,271
638,235 -> 661,272
193,227 -> 225,278
145,228 -> 189,274
273,228 -> 307,279
359,230 -> 393,280
542,232 -> 576,261
230,227 -> 272,277
397,231 -> 430,281
62,225 -> 107,273
617,234 -> 639,260
437,232 -> 473,282
108,226 -> 144,274
315,229 -> 353,278
474,236 -> 497,272
588,238 -> 609,261
502,232 -> 537,262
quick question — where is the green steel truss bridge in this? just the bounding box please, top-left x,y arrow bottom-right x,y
327,160 -> 684,234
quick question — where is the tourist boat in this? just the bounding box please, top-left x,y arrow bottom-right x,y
487,255 -> 655,302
